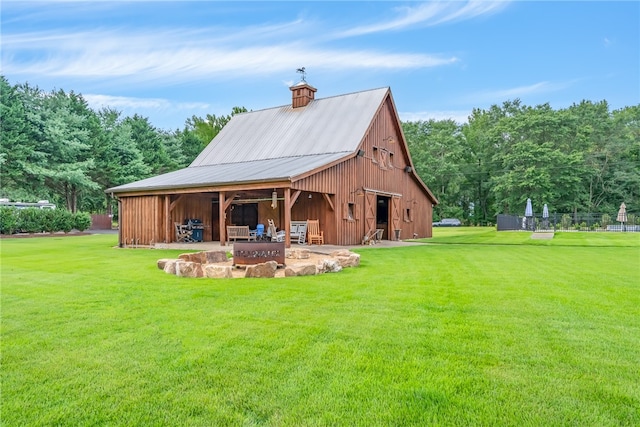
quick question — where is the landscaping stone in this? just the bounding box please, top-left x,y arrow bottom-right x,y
330,249 -> 352,257
163,259 -> 177,275
284,264 -> 317,277
179,252 -> 206,264
317,259 -> 342,273
332,252 -> 360,268
158,248 -> 358,279
203,264 -> 233,278
175,261 -> 204,278
204,250 -> 229,263
245,261 -> 278,278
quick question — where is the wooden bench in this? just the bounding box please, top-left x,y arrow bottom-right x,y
226,225 -> 255,244
290,221 -> 308,244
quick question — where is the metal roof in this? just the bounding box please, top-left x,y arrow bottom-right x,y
190,87 -> 389,166
107,153 -> 350,193
108,87 -> 389,194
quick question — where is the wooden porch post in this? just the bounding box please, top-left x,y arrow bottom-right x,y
284,188 -> 291,248
154,195 -> 162,245
219,192 -> 226,246
164,195 -> 171,243
117,198 -> 123,247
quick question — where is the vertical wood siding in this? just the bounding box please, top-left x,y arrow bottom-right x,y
170,196 -> 213,242
293,96 -> 434,245
117,94 -> 434,247
120,195 -> 214,246
120,196 -> 162,246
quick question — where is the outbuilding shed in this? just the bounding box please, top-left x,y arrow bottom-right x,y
107,82 -> 438,247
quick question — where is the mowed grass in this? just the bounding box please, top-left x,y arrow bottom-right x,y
1,230 -> 639,426
428,226 -> 640,247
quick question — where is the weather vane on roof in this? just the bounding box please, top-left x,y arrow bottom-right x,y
296,67 -> 306,82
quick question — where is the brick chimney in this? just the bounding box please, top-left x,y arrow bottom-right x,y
290,81 -> 317,108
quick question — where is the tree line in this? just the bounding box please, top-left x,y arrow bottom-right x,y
404,100 -> 639,224
0,76 -> 245,214
1,76 -> 638,223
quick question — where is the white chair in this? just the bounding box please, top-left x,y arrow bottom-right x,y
267,219 -> 286,242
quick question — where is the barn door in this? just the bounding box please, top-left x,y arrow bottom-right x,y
364,191 -> 377,236
391,196 -> 402,240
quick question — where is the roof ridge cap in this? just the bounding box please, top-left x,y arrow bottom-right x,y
237,87 -> 390,114
189,152 -> 353,168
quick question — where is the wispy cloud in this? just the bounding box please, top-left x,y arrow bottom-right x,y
2,28 -> 457,83
462,81 -> 571,104
335,0 -> 510,38
83,94 -> 209,111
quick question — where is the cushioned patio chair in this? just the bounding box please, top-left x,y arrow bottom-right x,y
254,223 -> 265,240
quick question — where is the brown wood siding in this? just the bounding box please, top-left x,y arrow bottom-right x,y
170,196 -> 213,242
258,201 -> 280,229
288,191 -> 336,244
119,194 -> 214,246
116,92 -> 434,247
120,195 -> 163,246
292,95 -> 434,245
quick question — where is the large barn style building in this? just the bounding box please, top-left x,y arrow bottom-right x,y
108,82 -> 438,247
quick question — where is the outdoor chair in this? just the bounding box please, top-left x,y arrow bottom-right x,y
307,219 -> 324,245
290,220 -> 308,244
254,223 -> 265,240
175,222 -> 194,243
267,219 -> 286,242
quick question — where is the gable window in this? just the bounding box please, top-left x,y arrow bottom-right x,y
371,147 -> 392,170
344,202 -> 358,221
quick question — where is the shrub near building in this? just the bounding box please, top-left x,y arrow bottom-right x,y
0,207 -> 91,234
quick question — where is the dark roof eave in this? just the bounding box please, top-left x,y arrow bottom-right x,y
106,176 -> 294,195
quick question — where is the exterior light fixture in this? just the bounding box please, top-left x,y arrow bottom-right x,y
350,188 -> 364,198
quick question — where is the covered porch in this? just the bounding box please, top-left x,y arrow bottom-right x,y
116,184 -> 337,248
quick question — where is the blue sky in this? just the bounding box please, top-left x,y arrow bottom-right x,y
2,1 -> 638,131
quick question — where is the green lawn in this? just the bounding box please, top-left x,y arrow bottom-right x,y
2,230 -> 639,426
